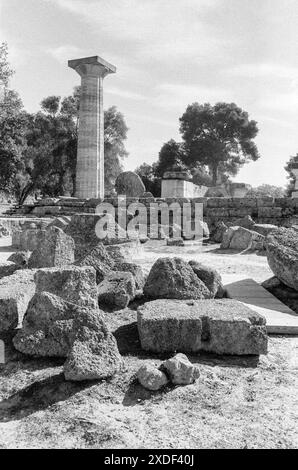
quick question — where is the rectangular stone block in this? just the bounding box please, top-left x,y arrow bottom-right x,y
137,299 -> 268,355
258,207 -> 282,218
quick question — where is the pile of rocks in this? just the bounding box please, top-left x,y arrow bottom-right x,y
221,226 -> 265,251
0,213 -> 271,390
137,354 -> 200,391
0,265 -> 122,381
210,216 -> 278,251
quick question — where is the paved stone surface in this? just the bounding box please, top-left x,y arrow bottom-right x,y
224,275 -> 298,334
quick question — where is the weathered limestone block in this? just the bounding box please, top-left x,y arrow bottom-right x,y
114,261 -> 145,290
28,227 -> 75,269
265,228 -> 298,291
137,299 -> 267,355
115,171 -> 146,197
221,226 -> 264,251
229,227 -> 264,251
166,238 -> 185,247
13,292 -> 78,357
253,223 -> 278,237
76,243 -> 114,284
64,308 -> 122,381
0,262 -> 20,280
229,208 -> 254,218
8,251 -> 30,268
258,207 -> 282,218
144,257 -> 211,300
234,215 -> 255,229
105,240 -> 143,263
98,271 -> 136,309
137,364 -> 169,391
206,208 -> 230,218
221,226 -> 239,249
20,229 -> 46,251
162,353 -> 200,385
188,261 -> 224,298
35,266 -> 98,308
47,216 -> 72,231
0,270 -> 36,332
262,276 -> 298,314
210,221 -> 228,243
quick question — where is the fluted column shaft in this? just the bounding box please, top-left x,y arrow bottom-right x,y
68,57 -> 116,199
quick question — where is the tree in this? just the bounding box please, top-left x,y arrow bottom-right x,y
0,47 -> 129,203
104,106 -> 128,194
179,102 -> 260,185
0,43 -> 29,201
135,162 -> 161,196
155,139 -> 186,177
246,184 -> 285,198
0,42 -> 14,86
192,167 -> 213,187
285,154 -> 298,196
40,96 -> 61,116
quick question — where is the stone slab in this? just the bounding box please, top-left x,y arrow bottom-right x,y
137,299 -> 267,355
224,276 -> 298,334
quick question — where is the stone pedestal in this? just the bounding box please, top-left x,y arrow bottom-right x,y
161,171 -> 207,198
68,56 -> 116,199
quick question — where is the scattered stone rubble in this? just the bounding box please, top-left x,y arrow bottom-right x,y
221,226 -> 265,251
0,210 -> 275,387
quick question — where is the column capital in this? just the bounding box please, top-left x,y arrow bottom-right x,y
68,55 -> 116,78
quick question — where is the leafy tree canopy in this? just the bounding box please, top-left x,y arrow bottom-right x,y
155,139 -> 186,177
179,102 -> 260,184
246,184 -> 285,198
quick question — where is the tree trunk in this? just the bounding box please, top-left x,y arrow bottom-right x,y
212,164 -> 218,186
18,183 -> 34,206
71,173 -> 76,197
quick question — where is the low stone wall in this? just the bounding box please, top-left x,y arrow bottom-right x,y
14,197 -> 298,236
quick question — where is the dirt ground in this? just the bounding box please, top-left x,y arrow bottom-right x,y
0,237 -> 297,449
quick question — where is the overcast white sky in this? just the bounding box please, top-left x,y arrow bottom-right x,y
1,0 -> 298,187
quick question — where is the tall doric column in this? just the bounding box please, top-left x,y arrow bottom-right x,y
68,56 -> 116,199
